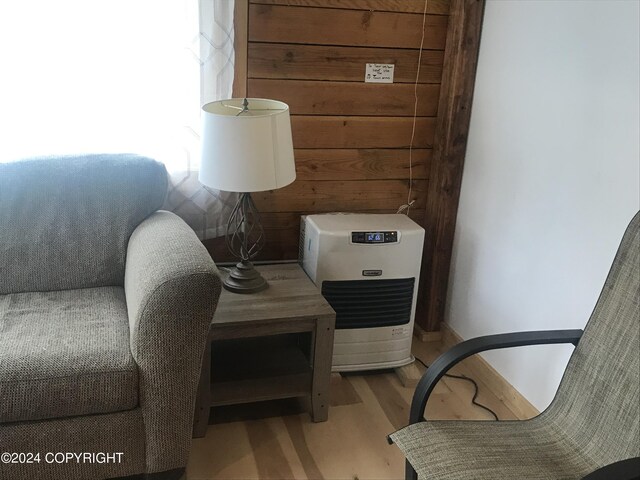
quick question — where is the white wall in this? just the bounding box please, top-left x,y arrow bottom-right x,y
446,0 -> 640,411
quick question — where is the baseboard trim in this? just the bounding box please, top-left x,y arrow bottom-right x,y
413,324 -> 443,342
441,324 -> 540,420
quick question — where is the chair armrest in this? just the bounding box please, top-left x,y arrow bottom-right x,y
582,457 -> 640,480
124,210 -> 221,473
408,329 -> 583,425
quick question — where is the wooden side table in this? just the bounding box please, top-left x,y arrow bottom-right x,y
193,263 -> 336,438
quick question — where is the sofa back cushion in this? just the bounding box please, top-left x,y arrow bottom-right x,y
0,154 -> 167,294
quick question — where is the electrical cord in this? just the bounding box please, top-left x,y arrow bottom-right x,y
414,356 -> 499,421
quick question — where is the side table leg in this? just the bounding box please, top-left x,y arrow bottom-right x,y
193,339 -> 212,438
311,316 -> 335,422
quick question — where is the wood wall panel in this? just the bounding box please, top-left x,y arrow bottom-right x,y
251,0 -> 451,15
248,44 -> 444,84
253,179 -> 428,212
294,149 -> 430,180
245,0 -> 443,268
206,209 -> 426,262
203,0 -> 480,334
249,4 -> 448,49
206,0 -> 456,326
249,79 -> 440,116
239,0 -> 447,265
291,116 -> 436,149
233,1 -> 249,97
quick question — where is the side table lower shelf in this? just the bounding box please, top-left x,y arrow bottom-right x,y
210,336 -> 312,406
192,264 -> 336,438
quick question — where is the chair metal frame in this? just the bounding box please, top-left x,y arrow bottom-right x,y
389,329 -> 640,480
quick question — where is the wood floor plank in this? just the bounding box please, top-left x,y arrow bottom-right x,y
188,421 -> 258,479
188,339 -> 524,479
424,391 -> 483,420
412,338 -> 520,421
329,373 -> 363,407
364,373 -> 410,430
270,417 -> 311,480
245,420 -> 296,479
283,415 -> 324,480
326,375 -> 408,478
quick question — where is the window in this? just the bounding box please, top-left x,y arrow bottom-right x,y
0,1 -> 199,170
0,1 -> 236,238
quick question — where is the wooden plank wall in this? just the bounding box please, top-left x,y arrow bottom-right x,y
207,0 -> 474,334
206,0 -> 450,262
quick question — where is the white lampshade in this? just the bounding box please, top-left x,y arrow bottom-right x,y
199,98 -> 296,192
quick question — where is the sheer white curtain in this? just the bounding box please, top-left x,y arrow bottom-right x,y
0,0 -> 235,239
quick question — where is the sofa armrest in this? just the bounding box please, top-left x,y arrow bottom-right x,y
124,210 -> 221,473
406,329 -> 583,426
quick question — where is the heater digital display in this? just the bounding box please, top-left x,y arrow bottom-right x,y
351,231 -> 398,244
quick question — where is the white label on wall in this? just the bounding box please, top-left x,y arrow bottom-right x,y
365,63 -> 395,83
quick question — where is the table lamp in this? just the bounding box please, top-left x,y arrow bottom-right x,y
199,98 -> 296,293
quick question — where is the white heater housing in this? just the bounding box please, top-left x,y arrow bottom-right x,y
300,213 -> 425,372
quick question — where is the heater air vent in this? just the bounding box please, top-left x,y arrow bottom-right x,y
321,278 -> 415,329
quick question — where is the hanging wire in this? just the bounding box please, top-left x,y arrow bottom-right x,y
397,0 -> 429,216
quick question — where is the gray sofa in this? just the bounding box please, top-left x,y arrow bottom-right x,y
0,154 -> 221,479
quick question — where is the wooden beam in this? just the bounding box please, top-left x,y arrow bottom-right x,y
417,0 -> 485,332
232,0 -> 249,97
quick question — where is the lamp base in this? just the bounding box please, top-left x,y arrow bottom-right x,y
223,260 -> 268,294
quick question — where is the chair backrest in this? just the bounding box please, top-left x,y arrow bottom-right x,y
544,212 -> 640,466
0,154 -> 167,294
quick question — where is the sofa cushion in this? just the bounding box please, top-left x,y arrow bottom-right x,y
0,154 -> 167,295
0,286 -> 138,423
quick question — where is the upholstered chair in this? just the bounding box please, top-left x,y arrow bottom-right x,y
0,155 -> 221,480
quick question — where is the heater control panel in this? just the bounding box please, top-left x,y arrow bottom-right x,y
350,231 -> 399,244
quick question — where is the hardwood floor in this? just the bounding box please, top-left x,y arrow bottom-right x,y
187,339 -> 521,480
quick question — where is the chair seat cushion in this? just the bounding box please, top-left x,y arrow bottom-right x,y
0,287 -> 138,423
390,416 -> 600,480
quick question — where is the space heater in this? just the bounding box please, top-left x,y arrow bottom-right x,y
299,213 -> 425,372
